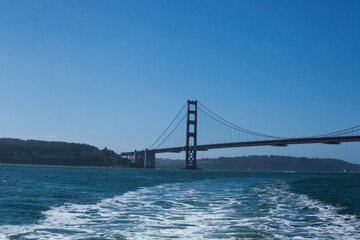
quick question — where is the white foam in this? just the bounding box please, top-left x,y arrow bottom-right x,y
1,179 -> 360,239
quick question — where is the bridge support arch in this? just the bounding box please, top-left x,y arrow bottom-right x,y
133,149 -> 155,168
185,100 -> 198,169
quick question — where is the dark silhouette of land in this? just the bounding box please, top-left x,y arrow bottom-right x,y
157,156 -> 360,172
0,138 -> 130,167
1,138 -> 359,172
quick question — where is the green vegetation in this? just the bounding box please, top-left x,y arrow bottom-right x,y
0,138 -> 130,167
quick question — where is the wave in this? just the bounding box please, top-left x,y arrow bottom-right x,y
1,179 -> 360,239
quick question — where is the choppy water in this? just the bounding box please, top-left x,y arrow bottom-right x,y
0,164 -> 360,239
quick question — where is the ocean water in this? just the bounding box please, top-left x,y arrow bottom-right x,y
0,164 -> 360,239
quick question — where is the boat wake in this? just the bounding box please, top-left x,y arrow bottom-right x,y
1,178 -> 360,239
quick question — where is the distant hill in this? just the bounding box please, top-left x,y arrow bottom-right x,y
0,138 -> 130,167
156,155 -> 360,172
2,138 -> 359,172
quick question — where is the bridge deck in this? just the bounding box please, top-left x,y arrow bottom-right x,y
121,135 -> 360,156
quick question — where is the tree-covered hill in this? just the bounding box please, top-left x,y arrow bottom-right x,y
0,138 -> 130,167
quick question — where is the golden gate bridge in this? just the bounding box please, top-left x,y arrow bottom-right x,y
121,100 -> 360,169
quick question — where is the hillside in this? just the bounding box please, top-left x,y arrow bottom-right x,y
156,155 -> 360,172
1,138 -> 359,172
0,138 -> 130,167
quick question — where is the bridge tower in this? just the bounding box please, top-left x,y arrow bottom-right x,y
185,100 -> 198,169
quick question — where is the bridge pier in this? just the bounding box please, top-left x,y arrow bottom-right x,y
185,100 -> 198,170
185,148 -> 197,169
133,149 -> 155,168
144,149 -> 155,168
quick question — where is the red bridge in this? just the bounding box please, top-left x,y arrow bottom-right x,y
121,100 -> 360,169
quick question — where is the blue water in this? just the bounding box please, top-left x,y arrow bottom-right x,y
1,164 -> 360,239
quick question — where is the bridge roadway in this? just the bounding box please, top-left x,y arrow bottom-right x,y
121,135 -> 360,156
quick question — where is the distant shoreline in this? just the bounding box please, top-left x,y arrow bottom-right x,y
1,138 -> 359,172
1,162 -> 360,174
157,155 -> 360,172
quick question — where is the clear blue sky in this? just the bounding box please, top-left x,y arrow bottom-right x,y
1,0 -> 360,163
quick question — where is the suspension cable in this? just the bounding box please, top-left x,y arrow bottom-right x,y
199,101 -> 360,140
198,101 -> 283,139
149,101 -> 187,149
150,101 -> 360,149
310,125 -> 360,138
156,113 -> 187,149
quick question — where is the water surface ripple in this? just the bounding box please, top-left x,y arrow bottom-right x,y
0,165 -> 359,239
